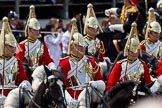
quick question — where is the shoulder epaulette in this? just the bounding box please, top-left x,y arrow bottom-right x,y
59,56 -> 69,60
117,58 -> 127,63
19,39 -> 27,44
140,40 -> 148,45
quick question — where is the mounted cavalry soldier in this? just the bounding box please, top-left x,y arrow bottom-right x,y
83,3 -> 105,62
58,18 -> 105,108
140,8 -> 162,60
16,5 -> 56,82
106,22 -> 152,90
0,17 -> 28,105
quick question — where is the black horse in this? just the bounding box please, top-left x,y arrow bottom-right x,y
101,80 -> 152,108
27,65 -> 66,108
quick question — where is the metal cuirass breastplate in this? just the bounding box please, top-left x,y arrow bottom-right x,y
69,56 -> 92,90
0,58 -> 18,85
145,41 -> 162,59
85,38 -> 100,55
120,59 -> 144,82
25,40 -> 44,68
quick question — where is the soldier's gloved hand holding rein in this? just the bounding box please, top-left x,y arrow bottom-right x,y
19,80 -> 32,91
89,81 -> 98,88
48,62 -> 57,70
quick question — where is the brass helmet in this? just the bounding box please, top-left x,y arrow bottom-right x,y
124,22 -> 140,56
25,5 -> 41,37
68,18 -> 87,59
83,3 -> 103,35
86,17 -> 98,29
0,17 -> 18,56
149,21 -> 161,33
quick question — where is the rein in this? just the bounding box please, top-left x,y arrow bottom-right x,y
90,85 -> 110,108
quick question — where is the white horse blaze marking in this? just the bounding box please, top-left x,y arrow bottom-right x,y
56,80 -> 64,98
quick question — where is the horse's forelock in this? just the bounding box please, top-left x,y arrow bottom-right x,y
51,70 -> 65,81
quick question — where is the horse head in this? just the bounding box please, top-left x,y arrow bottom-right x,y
43,65 -> 66,108
28,65 -> 66,108
103,81 -> 139,108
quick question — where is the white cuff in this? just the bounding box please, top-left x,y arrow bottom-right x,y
48,62 -> 57,70
109,24 -> 124,33
95,80 -> 106,92
105,8 -> 118,16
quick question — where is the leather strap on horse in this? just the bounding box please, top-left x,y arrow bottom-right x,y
113,40 -> 120,53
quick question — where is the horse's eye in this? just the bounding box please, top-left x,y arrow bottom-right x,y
50,79 -> 54,82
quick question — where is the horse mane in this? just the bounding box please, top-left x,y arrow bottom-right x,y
107,81 -> 138,97
103,81 -> 139,108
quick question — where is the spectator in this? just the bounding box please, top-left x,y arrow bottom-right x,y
62,22 -> 71,57
44,24 -> 63,65
8,10 -> 25,43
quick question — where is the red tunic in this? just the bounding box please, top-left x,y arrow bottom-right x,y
59,56 -> 104,99
106,60 -> 152,90
156,59 -> 162,77
140,43 -> 146,51
15,59 -> 28,85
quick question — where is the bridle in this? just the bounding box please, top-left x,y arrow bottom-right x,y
43,77 -> 67,108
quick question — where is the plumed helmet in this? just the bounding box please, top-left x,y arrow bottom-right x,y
86,17 -> 98,29
25,5 -> 41,37
0,17 -> 18,56
27,18 -> 40,30
149,21 -> 161,33
68,18 -> 87,55
148,8 -> 156,23
157,0 -> 162,8
124,22 -> 140,56
83,3 -> 103,35
145,7 -> 157,39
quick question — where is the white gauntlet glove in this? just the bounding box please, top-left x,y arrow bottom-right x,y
109,24 -> 124,33
48,62 -> 57,70
105,8 -> 118,16
89,80 -> 106,91
89,81 -> 98,88
19,80 -> 32,91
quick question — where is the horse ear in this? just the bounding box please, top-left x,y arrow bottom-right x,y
44,65 -> 52,77
52,69 -> 65,81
